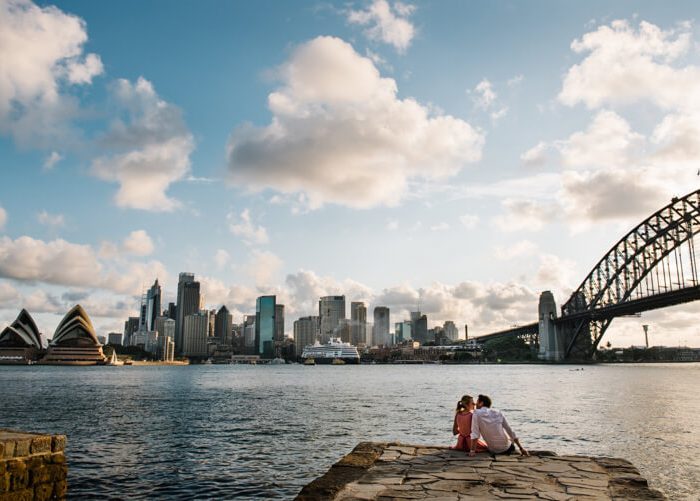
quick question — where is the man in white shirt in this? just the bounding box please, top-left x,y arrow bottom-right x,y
469,394 -> 528,456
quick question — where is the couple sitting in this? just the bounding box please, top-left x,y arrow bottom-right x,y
452,394 -> 528,457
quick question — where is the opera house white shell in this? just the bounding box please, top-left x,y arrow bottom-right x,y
39,304 -> 107,365
0,309 -> 43,364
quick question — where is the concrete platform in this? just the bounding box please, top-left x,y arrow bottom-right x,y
295,442 -> 666,500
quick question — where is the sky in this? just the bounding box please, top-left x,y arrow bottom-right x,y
1,0 -> 699,347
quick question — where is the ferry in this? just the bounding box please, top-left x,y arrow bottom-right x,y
301,338 -> 360,365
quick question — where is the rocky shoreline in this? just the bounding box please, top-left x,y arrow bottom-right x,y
295,442 -> 666,500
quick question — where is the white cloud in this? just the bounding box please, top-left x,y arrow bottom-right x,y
0,235 -> 168,296
227,36 -> 483,209
459,214 -> 479,229
0,281 -> 20,309
227,209 -> 269,246
0,206 -> 6,230
43,151 -> 62,170
520,141 -> 549,167
430,222 -> 449,232
386,219 -> 399,231
347,0 -> 416,53
122,229 -> 154,256
559,110 -> 644,168
248,250 -> 283,286
559,20 -> 697,110
494,240 -> 537,260
214,249 -> 230,269
91,77 -> 194,211
0,0 -> 103,148
37,210 -> 65,228
472,79 -> 497,109
494,199 -> 560,232
507,74 -> 524,88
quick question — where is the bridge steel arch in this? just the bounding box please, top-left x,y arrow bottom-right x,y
558,188 -> 700,360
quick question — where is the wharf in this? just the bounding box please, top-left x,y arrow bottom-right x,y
295,442 -> 665,500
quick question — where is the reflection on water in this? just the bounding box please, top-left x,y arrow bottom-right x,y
1,364 -> 698,499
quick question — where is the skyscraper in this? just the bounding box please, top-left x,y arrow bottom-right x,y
411,311 -> 428,344
123,316 -> 140,347
373,306 -> 390,346
183,311 -> 209,358
243,315 -> 256,351
443,321 -> 459,341
140,278 -> 161,332
255,295 -> 276,358
175,272 -> 200,355
350,301 -> 367,346
293,316 -> 319,356
274,304 -> 285,342
319,295 -> 345,343
215,305 -> 233,344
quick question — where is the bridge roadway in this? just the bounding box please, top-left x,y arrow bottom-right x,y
472,284 -> 700,345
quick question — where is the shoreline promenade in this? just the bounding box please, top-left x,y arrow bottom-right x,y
296,442 -> 665,500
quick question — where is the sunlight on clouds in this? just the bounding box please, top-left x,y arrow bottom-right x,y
91,78 -> 194,211
347,0 -> 416,53
227,36 -> 483,210
227,209 -> 269,246
122,229 -> 154,256
0,0 -> 103,148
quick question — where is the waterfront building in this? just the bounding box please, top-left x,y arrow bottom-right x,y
255,295 -> 276,358
243,315 -> 256,351
107,332 -> 122,346
293,315 -> 319,357
444,321 -> 459,341
155,316 -> 175,342
274,304 -> 285,342
0,309 -> 43,364
350,302 -> 367,346
411,312 -> 428,344
140,279 -> 161,332
183,311 -> 209,358
319,295 -> 345,344
215,306 -> 233,345
175,272 -> 200,355
373,306 -> 390,346
40,305 -> 107,365
160,335 -> 175,361
123,316 -> 139,347
131,330 -> 159,354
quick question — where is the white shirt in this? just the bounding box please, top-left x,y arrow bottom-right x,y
470,407 -> 517,453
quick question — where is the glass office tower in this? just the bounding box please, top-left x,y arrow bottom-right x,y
255,295 -> 276,358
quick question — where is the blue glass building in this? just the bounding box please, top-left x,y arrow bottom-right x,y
255,295 -> 276,358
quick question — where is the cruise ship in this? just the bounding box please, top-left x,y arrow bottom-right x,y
301,338 -> 360,364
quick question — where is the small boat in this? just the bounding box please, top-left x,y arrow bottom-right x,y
331,358 -> 346,365
303,357 -> 316,366
123,360 -> 133,366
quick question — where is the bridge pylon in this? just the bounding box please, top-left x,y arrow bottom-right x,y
538,291 -> 562,361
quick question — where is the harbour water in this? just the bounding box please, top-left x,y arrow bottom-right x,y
1,363 -> 698,500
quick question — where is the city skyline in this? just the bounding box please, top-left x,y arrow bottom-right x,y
1,0 -> 700,348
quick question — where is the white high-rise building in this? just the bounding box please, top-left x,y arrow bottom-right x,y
443,321 -> 459,341
319,295 -> 345,344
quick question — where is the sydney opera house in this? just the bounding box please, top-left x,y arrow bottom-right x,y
0,305 -> 107,365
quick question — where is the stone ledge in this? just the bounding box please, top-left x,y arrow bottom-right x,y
295,443 -> 666,500
0,429 -> 67,500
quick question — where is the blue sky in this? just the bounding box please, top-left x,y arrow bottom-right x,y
1,0 -> 699,347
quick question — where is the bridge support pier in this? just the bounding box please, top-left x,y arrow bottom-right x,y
538,291 -> 563,361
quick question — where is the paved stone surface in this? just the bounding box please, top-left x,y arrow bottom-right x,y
295,442 -> 667,500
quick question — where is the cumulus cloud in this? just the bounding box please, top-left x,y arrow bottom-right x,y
91,77 -> 194,211
248,250 -> 283,286
520,141 -> 549,167
122,229 -> 154,256
0,281 -> 20,309
227,36 -> 483,209
43,151 -> 62,170
0,235 -> 168,295
227,209 -> 269,246
0,0 -> 103,148
214,249 -> 230,269
559,20 -> 695,110
470,79 -> 508,121
347,0 -> 416,53
494,199 -> 560,232
37,210 -> 65,228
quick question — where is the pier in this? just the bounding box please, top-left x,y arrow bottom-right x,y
296,442 -> 665,500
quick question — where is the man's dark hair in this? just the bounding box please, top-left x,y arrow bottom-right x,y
477,394 -> 492,407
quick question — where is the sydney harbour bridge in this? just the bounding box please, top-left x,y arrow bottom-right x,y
474,188 -> 700,361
